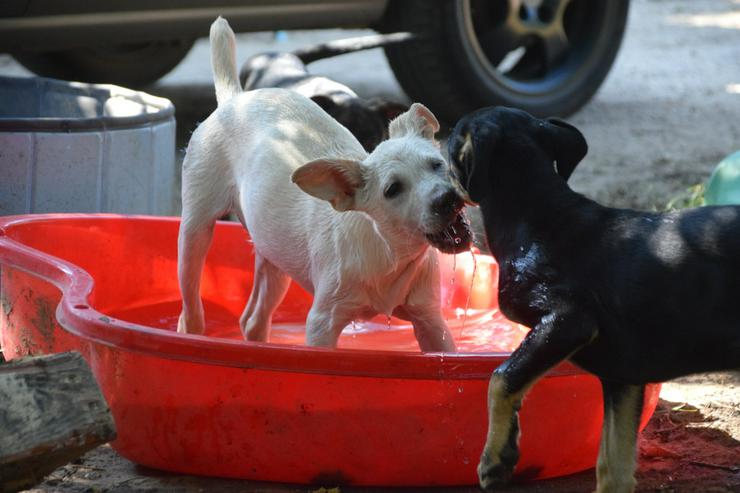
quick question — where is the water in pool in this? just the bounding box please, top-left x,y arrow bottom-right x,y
109,299 -> 528,353
108,251 -> 528,353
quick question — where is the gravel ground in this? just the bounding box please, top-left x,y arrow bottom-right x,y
3,0 -> 739,491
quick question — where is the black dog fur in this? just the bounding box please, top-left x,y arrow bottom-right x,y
447,106 -> 740,492
239,33 -> 410,152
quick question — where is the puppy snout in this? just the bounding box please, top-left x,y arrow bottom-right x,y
431,189 -> 464,216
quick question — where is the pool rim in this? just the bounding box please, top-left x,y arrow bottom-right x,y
0,213 -> 587,380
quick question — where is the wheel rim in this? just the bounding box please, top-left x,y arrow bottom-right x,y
455,0 -> 615,100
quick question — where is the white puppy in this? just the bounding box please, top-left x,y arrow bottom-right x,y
177,17 -> 473,351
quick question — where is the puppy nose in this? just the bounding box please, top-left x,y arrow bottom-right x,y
431,189 -> 464,216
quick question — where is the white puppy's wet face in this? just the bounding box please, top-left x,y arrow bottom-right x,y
360,137 -> 471,253
292,103 -> 473,254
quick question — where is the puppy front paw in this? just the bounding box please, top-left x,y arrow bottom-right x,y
478,411 -> 521,490
477,448 -> 518,491
177,312 -> 205,335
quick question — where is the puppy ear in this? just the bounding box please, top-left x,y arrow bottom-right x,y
539,118 -> 588,181
311,95 -> 338,114
389,103 -> 440,140
292,159 -> 365,212
448,129 -> 491,205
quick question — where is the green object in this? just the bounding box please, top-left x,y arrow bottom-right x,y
705,151 -> 740,206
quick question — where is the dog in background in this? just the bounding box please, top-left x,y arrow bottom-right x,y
448,106 -> 740,492
177,17 -> 473,353
239,33 -> 411,151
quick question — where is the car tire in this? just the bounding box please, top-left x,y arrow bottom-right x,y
13,39 -> 195,87
381,0 -> 630,123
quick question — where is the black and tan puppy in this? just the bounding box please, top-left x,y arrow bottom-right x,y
447,106 -> 740,493
239,33 -> 410,152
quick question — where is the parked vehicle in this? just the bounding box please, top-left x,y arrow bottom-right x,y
0,0 -> 629,121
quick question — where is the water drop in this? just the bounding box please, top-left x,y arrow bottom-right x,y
446,253 -> 458,322
454,237 -> 461,244
386,315 -> 391,330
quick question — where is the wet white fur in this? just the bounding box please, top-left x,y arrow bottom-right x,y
177,17 -> 459,351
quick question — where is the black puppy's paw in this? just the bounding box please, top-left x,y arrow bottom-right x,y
477,449 -> 518,491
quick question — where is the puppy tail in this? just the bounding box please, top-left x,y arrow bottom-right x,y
210,16 -> 241,106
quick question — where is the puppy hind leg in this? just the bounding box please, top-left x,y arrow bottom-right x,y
478,308 -> 597,491
240,254 -> 291,342
177,216 -> 217,335
177,155 -> 233,335
595,381 -> 645,493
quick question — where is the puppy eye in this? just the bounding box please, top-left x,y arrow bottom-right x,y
430,160 -> 444,171
384,181 -> 404,199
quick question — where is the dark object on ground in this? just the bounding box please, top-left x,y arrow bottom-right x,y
291,31 -> 413,64
0,352 -> 116,493
240,32 -> 410,151
447,106 -> 740,492
2,1 -> 628,119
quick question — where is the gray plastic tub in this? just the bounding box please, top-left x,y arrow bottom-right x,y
0,76 -> 176,215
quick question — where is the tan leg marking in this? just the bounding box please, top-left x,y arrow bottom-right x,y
478,373 -> 528,489
595,385 -> 643,493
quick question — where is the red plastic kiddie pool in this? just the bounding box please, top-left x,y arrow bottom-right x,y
0,214 -> 660,486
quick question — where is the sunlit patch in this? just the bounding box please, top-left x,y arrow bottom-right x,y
455,133 -> 478,205
497,46 -> 526,74
648,222 -> 687,267
726,83 -> 740,94
459,133 -> 474,163
667,11 -> 740,29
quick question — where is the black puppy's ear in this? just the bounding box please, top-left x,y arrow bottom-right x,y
311,95 -> 338,114
447,124 -> 496,205
538,118 -> 588,181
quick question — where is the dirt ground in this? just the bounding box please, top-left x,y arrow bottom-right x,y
3,0 -> 739,491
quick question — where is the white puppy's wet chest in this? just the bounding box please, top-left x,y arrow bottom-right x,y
352,252 -> 429,318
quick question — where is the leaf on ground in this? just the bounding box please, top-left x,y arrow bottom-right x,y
671,402 -> 700,412
640,441 -> 682,459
